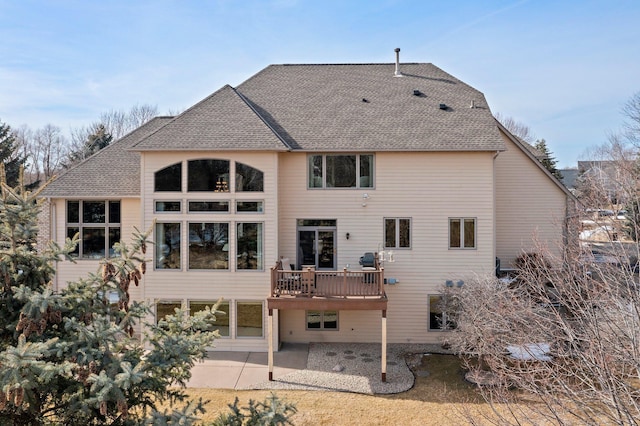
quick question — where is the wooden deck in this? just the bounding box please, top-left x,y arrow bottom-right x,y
269,267 -> 387,310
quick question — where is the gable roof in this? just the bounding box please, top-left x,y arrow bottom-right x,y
131,85 -> 289,152
235,63 -> 504,152
41,117 -> 171,198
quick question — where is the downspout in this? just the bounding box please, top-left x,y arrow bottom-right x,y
49,198 -> 58,291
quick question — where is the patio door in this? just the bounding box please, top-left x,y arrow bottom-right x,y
297,220 -> 336,270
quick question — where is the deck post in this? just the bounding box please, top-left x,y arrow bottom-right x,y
382,309 -> 387,382
268,308 -> 274,381
342,267 -> 347,298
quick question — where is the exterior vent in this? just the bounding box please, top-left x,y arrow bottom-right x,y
439,103 -> 447,110
413,89 -> 421,96
394,48 -> 403,77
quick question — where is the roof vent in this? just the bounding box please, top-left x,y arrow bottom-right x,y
394,48 -> 402,77
362,98 -> 369,103
413,89 -> 421,96
439,103 -> 447,110
470,100 -> 476,108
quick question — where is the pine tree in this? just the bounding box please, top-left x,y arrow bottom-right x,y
0,170 -> 222,425
0,119 -> 27,187
65,123 -> 114,168
534,139 -> 563,180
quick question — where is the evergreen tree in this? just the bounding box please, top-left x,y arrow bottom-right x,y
534,139 -> 563,180
65,123 -> 113,168
0,170 -> 222,425
0,119 -> 27,187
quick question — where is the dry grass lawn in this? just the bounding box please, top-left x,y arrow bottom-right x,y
183,354 -> 514,425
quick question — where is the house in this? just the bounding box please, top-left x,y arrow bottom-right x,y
40,50 -> 574,381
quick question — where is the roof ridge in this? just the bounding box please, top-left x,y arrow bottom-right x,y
233,88 -> 293,151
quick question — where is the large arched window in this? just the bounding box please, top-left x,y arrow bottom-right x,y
154,163 -> 182,192
235,162 -> 264,192
188,159 -> 230,192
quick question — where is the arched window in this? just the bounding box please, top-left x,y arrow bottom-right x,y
188,159 -> 230,192
235,162 -> 264,192
154,163 -> 182,192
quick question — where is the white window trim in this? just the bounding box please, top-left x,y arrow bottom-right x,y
305,310 -> 339,331
308,153 -> 375,189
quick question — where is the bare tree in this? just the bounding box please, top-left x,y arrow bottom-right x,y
447,111 -> 640,424
15,124 -> 70,186
622,91 -> 640,143
70,103 -> 158,147
445,241 -> 640,425
494,112 -> 536,144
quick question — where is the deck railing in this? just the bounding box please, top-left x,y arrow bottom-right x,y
270,267 -> 385,298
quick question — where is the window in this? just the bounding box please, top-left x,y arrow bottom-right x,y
449,218 -> 476,249
190,300 -> 230,337
384,218 -> 411,248
306,310 -> 338,330
66,200 -> 121,259
188,222 -> 229,270
236,201 -> 264,213
429,295 -> 455,331
236,302 -> 263,337
188,159 -> 230,192
236,223 -> 263,270
308,154 -> 374,189
235,162 -> 264,192
156,300 -> 182,324
188,201 -> 229,212
154,163 -> 182,192
155,201 -> 181,212
155,222 -> 181,269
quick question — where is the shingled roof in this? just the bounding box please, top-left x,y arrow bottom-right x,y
131,85 -> 289,152
41,117 -> 171,198
234,63 -> 504,152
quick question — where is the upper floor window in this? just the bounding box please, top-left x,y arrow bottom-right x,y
188,159 -> 230,192
308,154 -> 374,189
384,218 -> 411,249
154,159 -> 265,194
67,200 -> 121,259
235,162 -> 264,192
449,218 -> 476,249
155,163 -> 182,192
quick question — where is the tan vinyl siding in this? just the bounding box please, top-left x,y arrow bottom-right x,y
278,151 -> 496,344
495,131 -> 568,267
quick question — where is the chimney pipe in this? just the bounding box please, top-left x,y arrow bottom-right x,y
394,48 -> 402,77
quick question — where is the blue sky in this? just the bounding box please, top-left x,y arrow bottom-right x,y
1,0 -> 639,167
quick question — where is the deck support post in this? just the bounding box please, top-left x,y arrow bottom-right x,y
381,309 -> 387,382
268,308 -> 274,381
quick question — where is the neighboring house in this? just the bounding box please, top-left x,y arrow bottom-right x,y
40,53 -> 574,379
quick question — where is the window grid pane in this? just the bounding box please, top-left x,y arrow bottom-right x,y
359,155 -> 373,188
326,155 -> 356,187
188,222 -> 229,270
83,201 -> 105,223
464,219 -> 476,248
399,219 -> 411,248
237,223 -> 263,270
188,159 -> 230,192
236,302 -> 263,337
235,162 -> 264,192
384,219 -> 396,248
449,219 -> 461,248
190,301 -> 230,337
154,163 -> 182,192
155,222 -> 181,269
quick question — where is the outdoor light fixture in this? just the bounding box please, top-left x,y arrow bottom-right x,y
362,193 -> 370,207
